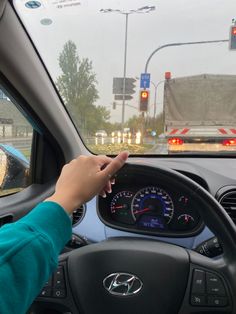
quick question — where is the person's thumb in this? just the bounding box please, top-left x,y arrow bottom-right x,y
100,151 -> 129,179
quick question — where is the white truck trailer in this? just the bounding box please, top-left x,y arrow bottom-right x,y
164,74 -> 236,153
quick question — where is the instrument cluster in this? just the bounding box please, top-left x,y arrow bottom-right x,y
98,184 -> 204,237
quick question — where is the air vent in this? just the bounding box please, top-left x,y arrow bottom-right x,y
219,190 -> 236,224
72,204 -> 86,226
0,214 -> 13,227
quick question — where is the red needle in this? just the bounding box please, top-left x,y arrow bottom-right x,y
111,205 -> 125,211
133,207 -> 150,215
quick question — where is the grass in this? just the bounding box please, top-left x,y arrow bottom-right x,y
0,187 -> 23,197
87,143 -> 153,155
21,149 -> 31,159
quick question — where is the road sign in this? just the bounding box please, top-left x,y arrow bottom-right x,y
114,95 -> 133,101
113,78 -> 136,95
25,1 -> 41,9
125,78 -> 136,94
140,73 -> 150,89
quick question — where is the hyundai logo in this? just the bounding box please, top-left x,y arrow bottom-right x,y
103,273 -> 143,296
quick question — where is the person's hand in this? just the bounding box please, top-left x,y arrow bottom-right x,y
45,151 -> 129,214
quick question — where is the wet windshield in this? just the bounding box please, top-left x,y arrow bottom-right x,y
14,0 -> 236,155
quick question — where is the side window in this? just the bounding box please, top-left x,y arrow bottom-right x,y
0,87 -> 33,196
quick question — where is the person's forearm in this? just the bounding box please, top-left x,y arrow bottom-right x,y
0,202 -> 72,314
45,193 -> 81,215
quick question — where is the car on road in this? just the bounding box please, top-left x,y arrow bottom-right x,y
1,1 -> 236,314
95,130 -> 107,137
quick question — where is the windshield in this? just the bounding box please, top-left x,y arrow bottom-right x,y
14,0 -> 236,155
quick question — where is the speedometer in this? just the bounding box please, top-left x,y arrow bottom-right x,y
131,187 -> 174,225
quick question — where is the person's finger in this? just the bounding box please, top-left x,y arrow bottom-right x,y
100,151 -> 129,179
99,190 -> 107,198
103,180 -> 112,193
95,155 -> 113,168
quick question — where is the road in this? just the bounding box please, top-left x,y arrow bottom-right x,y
146,143 -> 168,154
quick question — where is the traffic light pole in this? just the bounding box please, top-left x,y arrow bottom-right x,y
151,80 -> 164,118
153,82 -> 157,118
121,13 -> 129,132
144,39 -> 229,73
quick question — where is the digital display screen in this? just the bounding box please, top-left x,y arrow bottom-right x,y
137,215 -> 165,229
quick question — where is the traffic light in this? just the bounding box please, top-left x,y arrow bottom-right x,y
230,26 -> 236,50
139,90 -> 149,112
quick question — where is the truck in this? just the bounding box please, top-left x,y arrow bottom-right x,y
164,74 -> 236,153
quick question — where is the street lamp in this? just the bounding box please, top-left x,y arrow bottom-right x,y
100,6 -> 156,131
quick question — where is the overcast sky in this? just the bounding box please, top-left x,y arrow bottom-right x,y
15,0 -> 236,123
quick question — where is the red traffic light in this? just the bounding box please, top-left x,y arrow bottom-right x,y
230,26 -> 236,50
139,90 -> 149,112
141,91 -> 149,100
165,72 -> 171,80
232,26 -> 236,35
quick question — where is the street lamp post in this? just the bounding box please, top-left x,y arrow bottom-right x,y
100,6 -> 156,131
151,80 -> 165,118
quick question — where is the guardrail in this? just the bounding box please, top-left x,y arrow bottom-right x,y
84,136 -> 157,145
0,137 -> 32,151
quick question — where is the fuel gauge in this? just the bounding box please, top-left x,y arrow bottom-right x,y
177,214 -> 195,230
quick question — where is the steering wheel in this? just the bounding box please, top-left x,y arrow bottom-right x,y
37,163 -> 236,314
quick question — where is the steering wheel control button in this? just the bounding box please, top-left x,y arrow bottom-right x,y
38,265 -> 67,299
54,266 -> 65,287
191,269 -> 205,294
54,277 -> 65,288
40,287 -> 52,297
52,289 -> 66,298
206,272 -> 226,296
55,266 -> 64,279
207,296 -> 228,307
191,294 -> 206,306
190,269 -> 229,307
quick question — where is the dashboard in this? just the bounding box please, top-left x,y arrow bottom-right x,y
98,164 -> 204,237
73,157 -> 236,252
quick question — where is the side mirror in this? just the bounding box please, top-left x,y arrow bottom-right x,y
0,144 -> 29,193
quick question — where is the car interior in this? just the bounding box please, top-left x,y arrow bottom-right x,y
1,0 -> 236,313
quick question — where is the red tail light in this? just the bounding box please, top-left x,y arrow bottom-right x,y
168,138 -> 184,145
222,139 -> 236,146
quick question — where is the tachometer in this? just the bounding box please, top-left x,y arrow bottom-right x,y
110,191 -> 134,224
131,187 -> 174,225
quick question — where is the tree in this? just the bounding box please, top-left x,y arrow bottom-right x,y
126,115 -> 144,134
57,40 -> 109,135
126,113 -> 164,136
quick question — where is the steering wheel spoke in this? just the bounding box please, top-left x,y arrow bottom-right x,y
32,255 -> 78,314
179,250 -> 233,313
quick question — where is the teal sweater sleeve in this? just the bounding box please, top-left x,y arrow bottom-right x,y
0,201 -> 72,314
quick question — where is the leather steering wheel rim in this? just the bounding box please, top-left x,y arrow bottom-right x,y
55,163 -> 236,314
